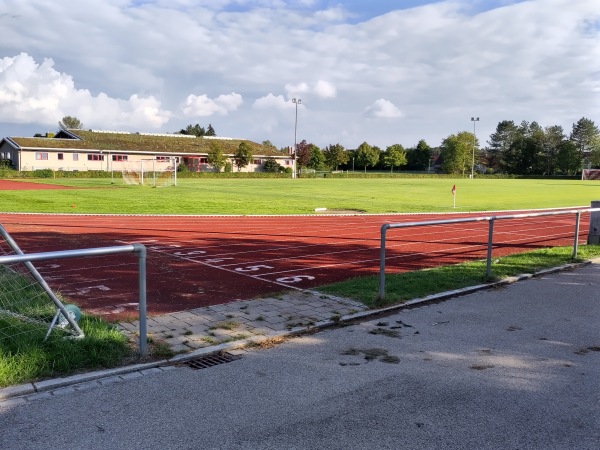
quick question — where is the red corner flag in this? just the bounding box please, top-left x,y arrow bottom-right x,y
451,185 -> 456,195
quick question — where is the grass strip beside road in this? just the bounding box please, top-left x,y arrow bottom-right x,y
0,315 -> 131,388
319,245 -> 600,307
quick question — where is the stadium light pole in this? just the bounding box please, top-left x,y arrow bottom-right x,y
292,98 -> 301,179
471,117 -> 479,179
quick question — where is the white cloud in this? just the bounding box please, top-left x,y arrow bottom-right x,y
284,80 -> 336,99
182,92 -> 243,117
365,99 -> 404,119
314,80 -> 336,98
0,53 -> 171,130
284,83 -> 311,98
253,93 -> 290,110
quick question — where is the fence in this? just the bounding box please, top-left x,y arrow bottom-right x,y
379,207 -> 600,301
0,244 -> 148,355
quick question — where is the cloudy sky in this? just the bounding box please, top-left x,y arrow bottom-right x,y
0,0 -> 598,149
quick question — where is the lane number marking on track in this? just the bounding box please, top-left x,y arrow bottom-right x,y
76,285 -> 111,294
147,244 -> 181,250
173,250 -> 207,256
275,275 -> 316,283
204,257 -> 235,264
235,265 -> 274,272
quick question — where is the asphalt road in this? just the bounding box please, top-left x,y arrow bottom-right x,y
1,262 -> 599,449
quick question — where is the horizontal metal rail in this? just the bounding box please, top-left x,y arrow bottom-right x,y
379,207 -> 600,301
0,244 -> 148,355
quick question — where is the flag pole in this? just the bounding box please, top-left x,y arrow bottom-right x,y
451,184 -> 456,208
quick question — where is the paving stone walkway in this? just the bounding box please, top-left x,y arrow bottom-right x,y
117,290 -> 368,353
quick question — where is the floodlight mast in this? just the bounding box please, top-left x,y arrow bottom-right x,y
292,98 -> 301,179
471,117 -> 479,179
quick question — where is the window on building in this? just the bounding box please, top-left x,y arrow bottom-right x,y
35,152 -> 48,160
253,159 -> 262,165
87,154 -> 105,161
156,156 -> 171,161
112,155 -> 128,161
57,153 -> 64,160
73,153 -> 79,161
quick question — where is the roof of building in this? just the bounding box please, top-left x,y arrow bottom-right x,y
5,129 -> 287,157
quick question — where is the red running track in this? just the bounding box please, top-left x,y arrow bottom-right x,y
0,211 -> 588,319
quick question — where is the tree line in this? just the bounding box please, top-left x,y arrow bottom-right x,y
292,117 -> 599,176
479,117 -> 599,175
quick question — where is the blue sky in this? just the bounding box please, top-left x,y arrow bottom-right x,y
219,0 -> 527,22
0,0 -> 598,149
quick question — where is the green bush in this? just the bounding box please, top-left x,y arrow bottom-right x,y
32,169 -> 54,178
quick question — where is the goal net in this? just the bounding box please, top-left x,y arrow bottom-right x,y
582,169 -> 600,180
121,158 -> 177,187
0,224 -> 84,344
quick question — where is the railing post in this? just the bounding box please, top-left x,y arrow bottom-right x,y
134,244 -> 147,356
379,224 -> 389,301
573,211 -> 581,258
486,218 -> 495,279
587,201 -> 600,244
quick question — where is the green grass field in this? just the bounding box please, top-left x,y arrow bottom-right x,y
1,177 -> 599,214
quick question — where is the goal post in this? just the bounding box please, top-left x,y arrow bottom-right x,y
121,157 -> 177,187
582,169 -> 600,180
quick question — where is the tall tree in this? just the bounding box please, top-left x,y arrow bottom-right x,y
307,144 -> 325,170
59,116 -> 83,130
542,125 -> 566,175
207,141 -> 226,172
556,140 -> 581,175
233,142 -> 252,171
486,120 -> 518,172
323,143 -> 348,170
589,135 -> 600,168
408,139 -> 432,171
440,132 -> 476,175
355,141 -> 380,173
570,117 -> 599,163
295,140 -> 312,168
383,144 -> 407,173
504,135 -> 543,175
206,124 -> 216,136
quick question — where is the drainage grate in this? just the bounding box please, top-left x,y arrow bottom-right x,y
183,352 -> 242,370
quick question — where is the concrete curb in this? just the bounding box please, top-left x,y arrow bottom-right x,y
1,258 -> 597,401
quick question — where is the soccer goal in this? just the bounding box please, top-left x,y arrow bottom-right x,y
121,157 -> 177,187
0,224 -> 84,344
582,169 -> 600,180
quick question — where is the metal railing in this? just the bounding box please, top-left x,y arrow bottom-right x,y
379,207 -> 600,301
0,244 -> 148,355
